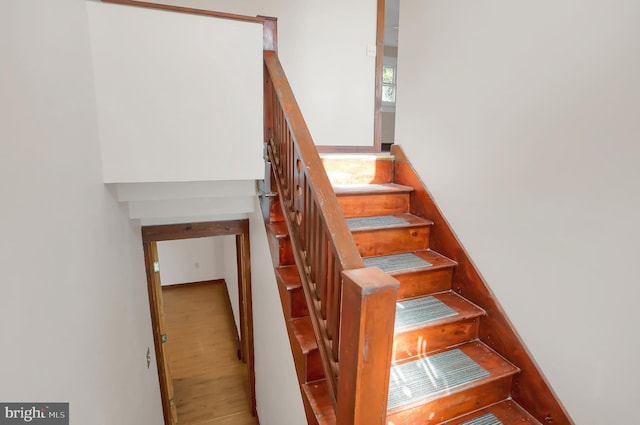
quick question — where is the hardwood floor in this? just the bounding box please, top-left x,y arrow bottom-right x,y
162,281 -> 257,425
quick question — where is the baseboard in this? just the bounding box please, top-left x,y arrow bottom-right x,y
161,279 -> 224,290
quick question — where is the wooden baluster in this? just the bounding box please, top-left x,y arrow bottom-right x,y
325,253 -> 337,339
330,264 -> 341,361
318,233 -> 330,320
336,267 -> 399,425
263,63 -> 273,144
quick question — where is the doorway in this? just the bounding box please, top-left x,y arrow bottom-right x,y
142,220 -> 255,425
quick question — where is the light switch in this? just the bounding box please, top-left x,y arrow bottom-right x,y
366,44 -> 377,57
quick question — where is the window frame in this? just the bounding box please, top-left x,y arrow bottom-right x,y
381,56 -> 397,112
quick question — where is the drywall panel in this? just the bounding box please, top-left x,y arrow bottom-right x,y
137,0 -> 377,147
395,1 -> 640,423
87,1 -> 264,182
157,237 -> 225,285
0,1 -> 162,423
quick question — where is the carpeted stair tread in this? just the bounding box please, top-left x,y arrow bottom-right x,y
387,342 -> 520,413
442,400 -> 542,425
395,296 -> 457,330
364,249 -> 457,275
395,292 -> 485,331
346,213 -> 433,231
459,413 -> 502,425
388,349 -> 490,410
364,252 -> 432,273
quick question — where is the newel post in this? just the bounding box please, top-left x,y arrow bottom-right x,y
336,267 -> 399,425
260,16 -> 278,52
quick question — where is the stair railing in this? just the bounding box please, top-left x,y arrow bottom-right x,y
264,49 -> 399,423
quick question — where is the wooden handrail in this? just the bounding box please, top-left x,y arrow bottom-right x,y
100,0 -> 278,52
101,0 -> 266,23
264,50 -> 398,423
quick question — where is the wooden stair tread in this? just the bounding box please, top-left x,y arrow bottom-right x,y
302,380 -> 336,425
442,400 -> 541,425
290,316 -> 318,354
347,212 -> 433,231
267,221 -> 288,239
364,249 -> 457,274
333,182 -> 413,196
388,341 -> 519,414
276,265 -> 301,290
395,291 -> 485,333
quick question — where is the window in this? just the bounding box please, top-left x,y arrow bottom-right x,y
382,57 -> 397,111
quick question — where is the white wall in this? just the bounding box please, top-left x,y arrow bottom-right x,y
249,199 -> 307,424
157,237 -> 225,285
138,0 -> 378,147
395,1 -> 640,424
0,1 -> 162,424
87,1 -> 264,182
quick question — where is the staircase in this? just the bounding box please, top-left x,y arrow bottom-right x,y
262,150 -> 569,424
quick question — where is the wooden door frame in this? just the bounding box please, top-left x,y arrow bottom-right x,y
373,0 -> 385,152
141,219 -> 256,423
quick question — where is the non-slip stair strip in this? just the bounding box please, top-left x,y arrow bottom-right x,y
387,349 -> 490,410
395,296 -> 457,330
364,253 -> 432,273
459,413 -> 502,425
346,215 -> 407,230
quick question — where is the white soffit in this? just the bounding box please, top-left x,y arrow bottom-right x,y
128,196 -> 255,219
114,180 -> 257,202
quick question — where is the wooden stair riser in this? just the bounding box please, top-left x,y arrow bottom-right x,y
393,318 -> 481,362
276,277 -> 309,319
386,375 -> 514,425
275,267 -> 309,319
353,226 -> 431,257
276,236 -> 294,266
337,193 -> 410,218
291,343 -> 323,383
394,267 -> 454,299
321,156 -> 394,185
267,230 -> 295,266
290,318 -> 324,383
265,195 -> 285,223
